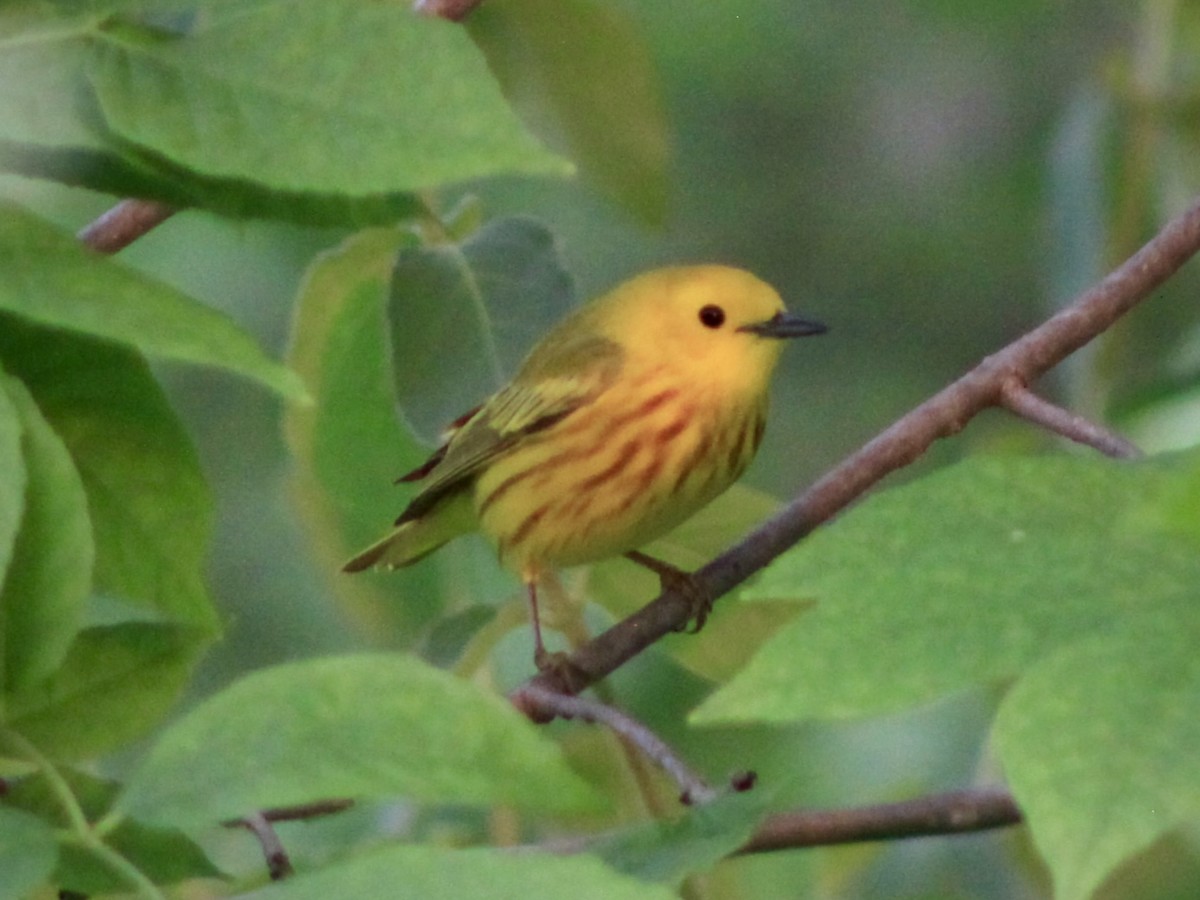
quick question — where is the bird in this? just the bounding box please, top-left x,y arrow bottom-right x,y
343,264 -> 826,668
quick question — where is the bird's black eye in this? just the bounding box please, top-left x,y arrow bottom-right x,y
698,304 -> 726,329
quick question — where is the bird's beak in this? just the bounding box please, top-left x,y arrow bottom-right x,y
739,312 -> 827,339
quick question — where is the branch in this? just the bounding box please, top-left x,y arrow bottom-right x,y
77,199 -> 176,254
517,195 -> 1200,699
223,798 -> 353,881
999,379 -> 1143,459
738,787 -> 1022,854
514,685 -> 731,805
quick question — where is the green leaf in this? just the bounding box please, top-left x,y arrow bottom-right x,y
0,379 -> 23,594
3,767 -> 221,893
0,316 -> 219,632
116,654 -> 603,827
994,611 -> 1200,900
469,0 -> 670,224
286,227 -> 450,637
242,843 -> 676,900
591,792 -> 769,885
388,215 -> 576,440
0,376 -> 93,692
0,17 -> 168,198
0,806 -> 57,900
3,623 -> 208,760
87,1 -> 570,195
0,14 -> 427,222
0,202 -> 305,400
693,453 -> 1200,724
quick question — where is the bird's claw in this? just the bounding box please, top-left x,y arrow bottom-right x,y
624,551 -> 713,633
534,648 -> 588,693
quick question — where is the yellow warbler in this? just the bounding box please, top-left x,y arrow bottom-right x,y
344,265 -> 825,663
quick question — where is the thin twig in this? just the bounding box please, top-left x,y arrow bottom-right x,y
515,195 -> 1200,700
738,787 -> 1022,854
77,199 -> 176,254
250,798 -> 355,823
228,812 -> 294,881
999,378 -> 1143,459
221,799 -> 352,880
515,684 -> 718,804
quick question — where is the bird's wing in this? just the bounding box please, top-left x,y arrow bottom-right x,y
396,333 -> 624,524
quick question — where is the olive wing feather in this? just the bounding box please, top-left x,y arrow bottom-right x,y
396,333 -> 624,523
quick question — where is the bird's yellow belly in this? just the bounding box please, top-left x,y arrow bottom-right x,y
473,377 -> 765,581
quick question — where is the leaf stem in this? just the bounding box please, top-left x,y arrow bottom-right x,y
0,729 -> 166,900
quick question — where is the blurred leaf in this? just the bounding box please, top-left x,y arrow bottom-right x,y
590,485 -> 805,681
0,16 -> 177,200
0,380 -> 23,597
469,0 -> 670,224
241,844 -> 676,900
0,806 -> 57,900
0,317 -> 219,632
116,653 -> 603,826
0,13 -> 428,223
0,202 -> 305,400
87,1 -> 569,195
694,452 -> 1200,723
0,377 -> 92,692
286,227 -> 449,638
995,612 -> 1200,900
4,623 -> 208,761
4,766 -> 221,893
389,215 -> 575,440
592,792 -> 768,885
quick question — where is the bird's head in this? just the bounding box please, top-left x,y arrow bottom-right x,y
594,265 -> 826,395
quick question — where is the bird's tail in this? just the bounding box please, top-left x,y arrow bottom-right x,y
342,493 -> 475,573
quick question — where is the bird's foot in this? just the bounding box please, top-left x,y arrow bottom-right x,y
533,648 -> 588,693
624,551 -> 714,633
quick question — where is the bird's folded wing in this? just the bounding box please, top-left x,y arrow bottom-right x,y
397,335 -> 623,523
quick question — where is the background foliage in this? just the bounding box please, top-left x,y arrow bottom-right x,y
2,0 -> 1200,898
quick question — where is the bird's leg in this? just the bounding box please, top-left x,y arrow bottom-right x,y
526,579 -> 553,668
624,550 -> 714,633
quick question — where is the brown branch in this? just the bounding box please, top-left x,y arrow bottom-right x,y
738,787 -> 1022,854
77,199 -> 176,254
516,194 -> 1200,700
222,798 -> 353,880
227,812 -> 294,880
999,379 -> 1143,459
514,685 -> 720,804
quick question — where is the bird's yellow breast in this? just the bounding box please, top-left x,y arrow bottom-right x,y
473,364 -> 767,581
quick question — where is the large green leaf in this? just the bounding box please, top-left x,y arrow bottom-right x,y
0,13 -> 174,199
0,376 -> 93,692
116,654 -> 603,826
0,317 -> 219,632
0,806 -> 57,900
4,622 -> 208,761
242,844 -> 676,900
694,453 -> 1200,723
468,0 -> 670,224
286,227 -> 449,638
388,215 -> 575,440
994,611 -> 1200,900
0,202 -> 304,400
87,1 -> 569,194
0,12 -> 427,222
